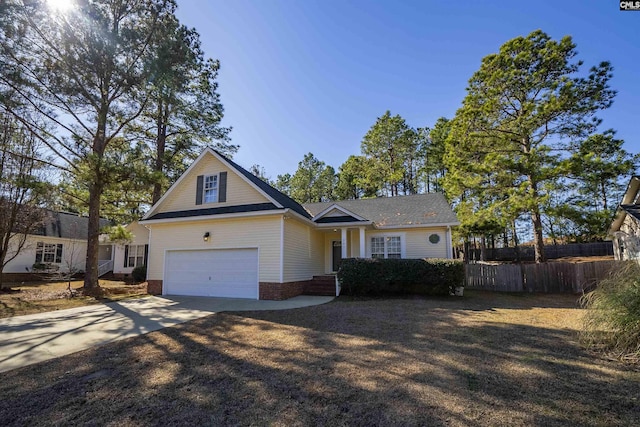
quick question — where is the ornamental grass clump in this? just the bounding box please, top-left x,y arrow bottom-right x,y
580,261 -> 640,362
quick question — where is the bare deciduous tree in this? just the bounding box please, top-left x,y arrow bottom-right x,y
0,113 -> 52,289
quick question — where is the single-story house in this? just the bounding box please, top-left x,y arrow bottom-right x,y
610,176 -> 640,261
111,221 -> 149,279
2,211 -> 111,281
139,147 -> 460,300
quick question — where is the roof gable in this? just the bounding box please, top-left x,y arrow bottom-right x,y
304,194 -> 459,228
143,148 -> 312,220
313,204 -> 368,223
610,176 -> 640,234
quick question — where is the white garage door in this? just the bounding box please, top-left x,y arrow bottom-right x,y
164,249 -> 259,299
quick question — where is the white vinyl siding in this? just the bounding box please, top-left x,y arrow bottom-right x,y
283,218 -> 323,282
405,228 -> 448,258
2,236 -> 87,274
614,215 -> 640,260
146,215 -> 282,283
154,152 -> 270,213
113,221 -> 150,275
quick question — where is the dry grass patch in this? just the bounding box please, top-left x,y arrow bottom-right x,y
0,280 -> 147,318
1,291 -> 639,426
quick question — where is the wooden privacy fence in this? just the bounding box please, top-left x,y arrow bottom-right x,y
464,242 -> 614,262
465,260 -> 619,293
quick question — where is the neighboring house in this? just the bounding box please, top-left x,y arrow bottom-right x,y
2,211 -> 112,281
140,147 -> 460,300
112,221 -> 149,279
610,176 -> 640,261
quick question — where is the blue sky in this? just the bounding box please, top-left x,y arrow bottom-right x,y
175,0 -> 640,179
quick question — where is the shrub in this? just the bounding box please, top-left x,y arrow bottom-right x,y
32,262 -> 59,273
337,258 -> 464,297
131,265 -> 147,283
580,261 -> 640,362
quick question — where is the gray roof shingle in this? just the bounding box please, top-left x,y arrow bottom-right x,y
620,204 -> 640,222
304,194 -> 459,227
216,151 -> 312,219
146,203 -> 279,221
33,211 -> 112,240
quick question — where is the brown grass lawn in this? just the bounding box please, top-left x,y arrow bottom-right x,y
1,291 -> 639,426
0,280 -> 147,318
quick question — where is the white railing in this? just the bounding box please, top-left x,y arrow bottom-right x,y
98,260 -> 114,277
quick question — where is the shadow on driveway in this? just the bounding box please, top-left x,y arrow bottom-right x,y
0,295 -> 333,373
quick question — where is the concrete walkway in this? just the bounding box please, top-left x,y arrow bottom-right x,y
0,295 -> 334,374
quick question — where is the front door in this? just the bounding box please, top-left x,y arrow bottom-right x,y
332,240 -> 342,272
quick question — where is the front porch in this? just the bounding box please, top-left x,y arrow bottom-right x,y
98,244 -> 114,277
319,226 -> 369,274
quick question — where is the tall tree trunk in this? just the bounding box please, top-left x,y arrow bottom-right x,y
152,101 -> 168,205
84,181 -> 103,289
463,240 -> 469,264
152,133 -> 166,205
84,107 -> 108,290
512,219 -> 521,263
531,207 -> 546,263
528,178 -> 546,263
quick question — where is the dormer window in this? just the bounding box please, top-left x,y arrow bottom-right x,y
204,174 -> 218,203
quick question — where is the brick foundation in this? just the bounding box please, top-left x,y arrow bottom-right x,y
259,281 -> 309,300
303,275 -> 337,296
140,279 -> 311,300
146,280 -> 163,295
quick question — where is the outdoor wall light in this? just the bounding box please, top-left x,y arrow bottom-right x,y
203,232 -> 210,242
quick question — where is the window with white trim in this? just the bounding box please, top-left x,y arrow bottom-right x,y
127,245 -> 145,268
371,236 -> 402,259
35,242 -> 63,264
204,174 -> 218,203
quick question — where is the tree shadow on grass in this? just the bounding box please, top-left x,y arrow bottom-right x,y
0,293 -> 638,426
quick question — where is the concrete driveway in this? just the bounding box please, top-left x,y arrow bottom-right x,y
0,295 -> 333,374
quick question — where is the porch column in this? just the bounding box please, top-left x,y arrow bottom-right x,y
446,226 -> 453,259
341,228 -> 348,259
359,227 -> 366,258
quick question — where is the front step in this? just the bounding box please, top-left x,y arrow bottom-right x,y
303,275 -> 337,296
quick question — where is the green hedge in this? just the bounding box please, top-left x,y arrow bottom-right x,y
337,258 -> 464,296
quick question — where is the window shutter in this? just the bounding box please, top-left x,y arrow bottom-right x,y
35,242 -> 43,263
218,172 -> 227,202
196,175 -> 204,205
144,244 -> 149,266
124,245 -> 129,268
55,244 -> 63,263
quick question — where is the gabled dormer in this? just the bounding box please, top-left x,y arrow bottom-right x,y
312,204 -> 372,228
142,148 -> 312,223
